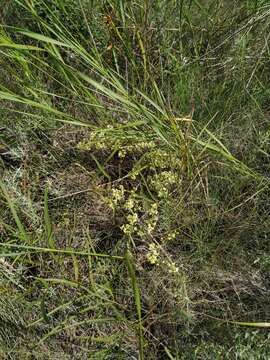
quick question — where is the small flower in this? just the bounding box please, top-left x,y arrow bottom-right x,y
108,185 -> 125,210
146,243 -> 160,265
167,230 -> 177,241
125,197 -> 135,210
127,213 -> 138,225
147,223 -> 156,235
121,223 -> 132,235
149,203 -> 158,215
118,149 -> 127,158
167,261 -> 179,274
112,185 -> 125,202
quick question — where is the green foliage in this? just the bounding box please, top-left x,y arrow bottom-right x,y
0,0 -> 270,358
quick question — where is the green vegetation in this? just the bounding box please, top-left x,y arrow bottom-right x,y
0,0 -> 270,358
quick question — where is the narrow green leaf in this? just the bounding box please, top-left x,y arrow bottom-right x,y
0,181 -> 29,242
125,251 -> 144,360
0,43 -> 43,51
90,154 -> 111,181
19,31 -> 72,48
229,321 -> 270,328
44,186 -> 55,250
0,243 -> 123,260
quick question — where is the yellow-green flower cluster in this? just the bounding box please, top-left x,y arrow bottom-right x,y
120,191 -> 159,238
78,131 -> 182,258
120,190 -> 139,236
118,140 -> 156,158
149,149 -> 172,169
108,185 -> 125,210
77,127 -> 117,151
124,191 -> 136,210
146,203 -> 158,235
146,243 -> 160,264
166,260 -> 179,274
165,230 -> 178,242
149,170 -> 178,198
146,243 -> 179,273
145,147 -> 181,170
78,130 -> 156,159
121,212 -> 139,235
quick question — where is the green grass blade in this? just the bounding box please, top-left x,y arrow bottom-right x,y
125,251 -> 144,360
44,186 -> 55,250
0,243 -> 123,260
0,181 -> 29,243
19,30 -> 72,48
229,321 -> 270,328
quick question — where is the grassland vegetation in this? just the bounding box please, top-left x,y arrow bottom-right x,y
0,0 -> 270,358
